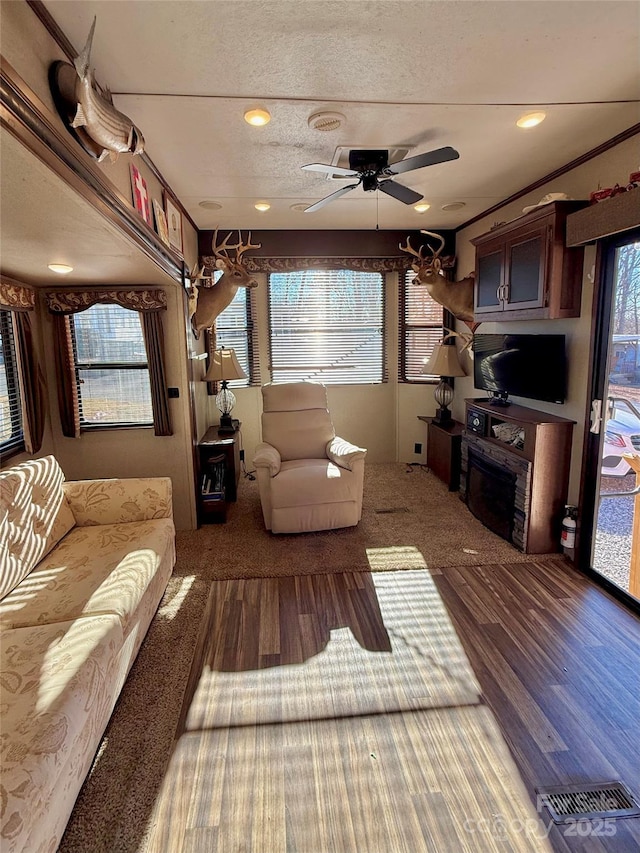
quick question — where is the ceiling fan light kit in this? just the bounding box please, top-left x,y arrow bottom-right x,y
414,203 -> 431,213
301,146 -> 460,212
254,202 -> 271,212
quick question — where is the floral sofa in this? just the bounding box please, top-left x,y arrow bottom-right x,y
0,456 -> 175,853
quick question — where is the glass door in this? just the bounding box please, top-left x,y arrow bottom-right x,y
581,233 -> 640,603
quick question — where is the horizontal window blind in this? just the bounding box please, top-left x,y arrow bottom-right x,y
269,269 -> 384,384
0,310 -> 24,448
400,269 -> 444,382
213,271 -> 259,386
71,304 -> 153,425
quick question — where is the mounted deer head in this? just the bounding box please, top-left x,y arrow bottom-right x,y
400,230 -> 478,331
191,229 -> 261,336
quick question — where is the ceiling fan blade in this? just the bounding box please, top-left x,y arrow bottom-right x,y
304,184 -> 359,213
385,146 -> 460,176
378,180 -> 423,205
301,163 -> 359,177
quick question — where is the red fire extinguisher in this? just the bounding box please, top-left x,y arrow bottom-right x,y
561,505 -> 577,551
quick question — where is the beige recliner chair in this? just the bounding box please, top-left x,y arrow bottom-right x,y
253,381 -> 367,534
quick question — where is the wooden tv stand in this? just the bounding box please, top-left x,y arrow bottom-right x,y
461,398 -> 575,553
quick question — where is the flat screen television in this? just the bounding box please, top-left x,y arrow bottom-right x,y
473,333 -> 566,405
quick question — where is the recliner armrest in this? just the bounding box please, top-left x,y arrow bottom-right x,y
326,437 -> 367,471
253,442 -> 282,477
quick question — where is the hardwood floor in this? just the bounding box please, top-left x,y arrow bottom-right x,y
146,561 -> 640,853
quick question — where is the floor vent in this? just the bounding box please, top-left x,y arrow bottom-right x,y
375,507 -> 410,514
536,781 -> 640,823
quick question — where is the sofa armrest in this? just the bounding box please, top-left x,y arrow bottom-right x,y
253,442 -> 282,477
63,477 -> 173,526
326,436 -> 367,471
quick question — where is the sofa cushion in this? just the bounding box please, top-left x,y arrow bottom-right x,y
0,456 -> 76,601
0,615 -> 123,853
270,459 -> 359,507
0,518 -> 175,638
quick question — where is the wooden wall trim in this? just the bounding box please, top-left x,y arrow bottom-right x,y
457,124 -> 640,233
1,58 -> 184,284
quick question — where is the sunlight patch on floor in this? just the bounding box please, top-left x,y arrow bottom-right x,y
366,545 -> 427,570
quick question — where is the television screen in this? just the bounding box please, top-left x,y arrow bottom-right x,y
473,333 -> 566,404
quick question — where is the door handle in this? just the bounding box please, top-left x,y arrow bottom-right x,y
590,399 -> 602,434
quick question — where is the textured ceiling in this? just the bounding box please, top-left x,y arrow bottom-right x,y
2,1 -> 639,284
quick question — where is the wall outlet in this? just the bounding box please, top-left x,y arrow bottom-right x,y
414,442 -> 422,454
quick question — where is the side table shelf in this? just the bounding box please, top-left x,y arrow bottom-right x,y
418,416 -> 464,491
197,425 -> 241,524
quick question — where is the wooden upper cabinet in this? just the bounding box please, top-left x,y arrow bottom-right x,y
471,200 -> 587,320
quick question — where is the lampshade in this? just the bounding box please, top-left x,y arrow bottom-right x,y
422,344 -> 465,426
422,344 -> 466,377
203,348 -> 247,383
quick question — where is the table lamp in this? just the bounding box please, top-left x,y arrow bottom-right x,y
422,343 -> 466,424
203,347 -> 246,433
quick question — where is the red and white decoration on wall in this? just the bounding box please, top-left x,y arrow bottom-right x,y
130,163 -> 151,225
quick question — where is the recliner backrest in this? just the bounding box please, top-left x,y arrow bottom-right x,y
261,382 -> 335,461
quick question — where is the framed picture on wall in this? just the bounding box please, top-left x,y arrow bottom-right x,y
164,191 -> 183,255
152,199 -> 170,247
130,163 -> 152,225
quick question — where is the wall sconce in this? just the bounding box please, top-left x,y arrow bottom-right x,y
422,344 -> 466,424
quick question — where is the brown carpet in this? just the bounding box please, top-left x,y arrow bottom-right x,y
177,462 -> 540,580
59,463 -> 552,853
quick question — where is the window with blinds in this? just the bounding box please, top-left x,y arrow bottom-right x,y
400,269 -> 444,382
268,269 -> 385,384
213,272 -> 258,387
0,310 -> 24,450
70,303 -> 153,426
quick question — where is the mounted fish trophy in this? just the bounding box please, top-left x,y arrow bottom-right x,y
191,230 -> 262,337
400,231 -> 479,332
49,17 -> 145,163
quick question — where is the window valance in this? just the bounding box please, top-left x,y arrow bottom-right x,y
45,289 -> 167,315
0,278 -> 37,311
200,256 -> 453,274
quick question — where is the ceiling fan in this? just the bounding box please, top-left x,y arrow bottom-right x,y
301,146 -> 460,212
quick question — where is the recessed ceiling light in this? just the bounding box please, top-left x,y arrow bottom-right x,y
414,203 -> 431,213
441,201 -> 466,211
290,203 -> 309,212
244,107 -> 271,126
307,111 -> 346,132
516,111 -> 546,128
199,200 -> 222,210
48,263 -> 73,274
254,202 -> 271,212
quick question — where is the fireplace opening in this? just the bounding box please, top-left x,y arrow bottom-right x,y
467,450 -> 517,542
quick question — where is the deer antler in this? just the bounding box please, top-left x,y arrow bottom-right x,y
399,236 -> 427,263
235,231 -> 262,261
419,230 -> 446,259
443,326 -> 474,353
211,228 -> 241,259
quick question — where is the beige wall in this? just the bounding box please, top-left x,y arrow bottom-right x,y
453,135 -> 639,503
